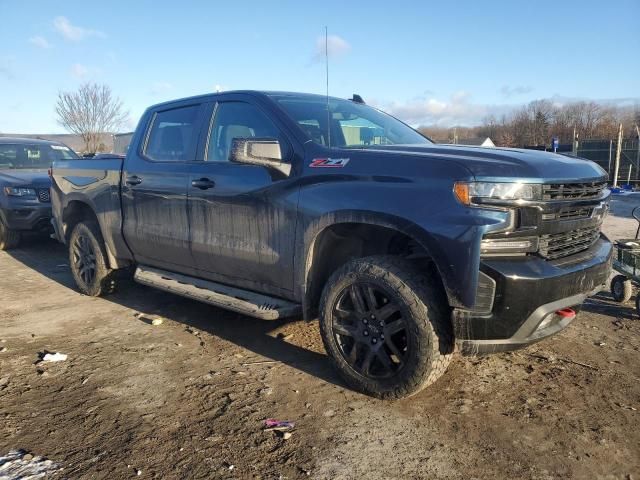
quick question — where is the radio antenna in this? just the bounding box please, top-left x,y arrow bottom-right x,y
325,26 -> 331,148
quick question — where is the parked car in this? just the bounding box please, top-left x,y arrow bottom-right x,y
50,91 -> 612,399
0,137 -> 79,249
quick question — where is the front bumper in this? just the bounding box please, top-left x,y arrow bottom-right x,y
0,203 -> 52,232
455,236 -> 612,355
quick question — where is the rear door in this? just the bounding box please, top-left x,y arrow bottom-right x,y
188,96 -> 300,298
122,102 -> 205,273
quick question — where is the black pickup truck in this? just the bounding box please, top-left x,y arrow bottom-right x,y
51,91 -> 611,399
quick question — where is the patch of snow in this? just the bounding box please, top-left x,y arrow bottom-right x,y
0,450 -> 61,479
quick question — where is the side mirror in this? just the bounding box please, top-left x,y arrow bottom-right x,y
229,138 -> 291,176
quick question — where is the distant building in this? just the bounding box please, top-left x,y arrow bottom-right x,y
456,137 -> 496,147
0,133 -> 125,154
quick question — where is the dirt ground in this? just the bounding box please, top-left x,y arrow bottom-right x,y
1,196 -> 639,480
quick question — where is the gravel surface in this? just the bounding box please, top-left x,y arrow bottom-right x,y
0,196 -> 639,479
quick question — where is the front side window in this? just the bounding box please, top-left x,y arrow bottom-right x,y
206,102 -> 281,162
273,95 -> 431,148
145,105 -> 199,162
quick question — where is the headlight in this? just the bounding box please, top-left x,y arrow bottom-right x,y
454,182 -> 542,205
4,187 -> 37,197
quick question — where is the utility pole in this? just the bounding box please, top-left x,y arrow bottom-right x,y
613,123 -> 623,188
608,139 -> 613,176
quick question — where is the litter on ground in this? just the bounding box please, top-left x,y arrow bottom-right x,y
41,352 -> 68,362
263,419 -> 295,431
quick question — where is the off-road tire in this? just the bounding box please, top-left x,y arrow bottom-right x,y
319,255 -> 454,400
69,221 -> 119,296
610,274 -> 632,303
0,218 -> 21,250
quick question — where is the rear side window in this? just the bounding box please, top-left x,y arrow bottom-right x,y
144,105 -> 199,162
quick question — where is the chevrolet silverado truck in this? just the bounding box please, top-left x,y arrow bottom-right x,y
50,91 -> 612,399
0,137 -> 79,249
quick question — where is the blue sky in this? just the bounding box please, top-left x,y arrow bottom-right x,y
1,0 -> 638,133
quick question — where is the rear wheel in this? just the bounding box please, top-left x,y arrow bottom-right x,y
0,218 -> 20,250
319,255 -> 454,400
610,274 -> 632,302
69,221 -> 119,296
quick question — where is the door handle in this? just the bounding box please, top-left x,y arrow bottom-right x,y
125,175 -> 142,186
191,178 -> 215,190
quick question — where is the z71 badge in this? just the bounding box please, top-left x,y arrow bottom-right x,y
309,157 -> 350,168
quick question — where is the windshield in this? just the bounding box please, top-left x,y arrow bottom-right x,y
0,143 -> 79,169
274,95 -> 431,148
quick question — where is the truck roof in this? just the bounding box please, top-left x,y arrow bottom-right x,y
0,136 -> 70,146
147,90 -> 346,110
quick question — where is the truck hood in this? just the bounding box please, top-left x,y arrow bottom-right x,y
0,169 -> 51,186
360,145 -> 607,183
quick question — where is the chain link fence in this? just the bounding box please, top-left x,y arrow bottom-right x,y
577,139 -> 640,185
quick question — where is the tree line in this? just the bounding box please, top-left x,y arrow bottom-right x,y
54,82 -> 639,153
419,100 -> 640,147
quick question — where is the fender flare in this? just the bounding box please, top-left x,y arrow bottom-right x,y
296,209 -> 468,318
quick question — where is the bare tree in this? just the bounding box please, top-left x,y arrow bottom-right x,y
55,83 -> 128,153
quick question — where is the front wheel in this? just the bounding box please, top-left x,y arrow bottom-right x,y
69,221 -> 118,296
319,255 -> 454,400
0,218 -> 21,250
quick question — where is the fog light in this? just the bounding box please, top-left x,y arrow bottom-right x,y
480,236 -> 538,255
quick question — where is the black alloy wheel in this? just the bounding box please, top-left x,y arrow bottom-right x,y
68,221 -> 120,297
72,232 -> 97,286
319,255 -> 454,399
331,281 -> 409,378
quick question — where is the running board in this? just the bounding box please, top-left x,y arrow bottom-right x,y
134,265 -> 301,320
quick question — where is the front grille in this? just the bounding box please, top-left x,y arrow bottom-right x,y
542,206 -> 592,221
37,188 -> 50,203
542,182 -> 606,201
538,227 -> 600,260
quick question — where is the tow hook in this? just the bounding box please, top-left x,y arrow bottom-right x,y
555,308 -> 576,318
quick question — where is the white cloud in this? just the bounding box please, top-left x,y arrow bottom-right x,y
69,63 -> 102,79
150,81 -> 173,95
500,85 -> 533,98
29,36 -> 52,49
379,92 -> 512,127
379,91 -> 640,127
53,16 -> 105,41
313,34 -> 350,61
70,63 -> 89,78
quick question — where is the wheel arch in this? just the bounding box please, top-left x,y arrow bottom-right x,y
62,199 -> 118,268
300,211 -> 452,319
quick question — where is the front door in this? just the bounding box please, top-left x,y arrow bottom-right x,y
188,99 -> 298,297
122,103 -> 204,273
